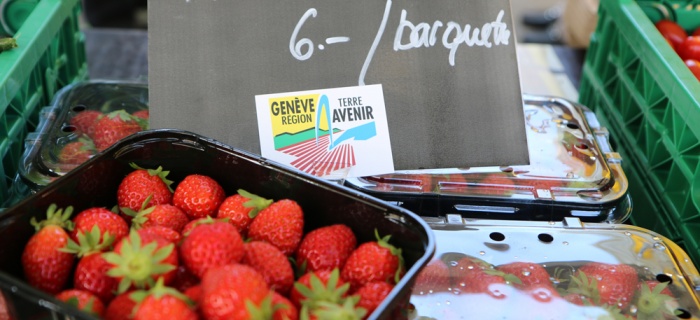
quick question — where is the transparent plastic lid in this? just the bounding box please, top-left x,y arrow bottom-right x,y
18,80 -> 148,189
345,95 -> 629,221
409,216 -> 700,319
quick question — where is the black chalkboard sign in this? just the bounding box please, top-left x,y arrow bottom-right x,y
148,0 -> 529,169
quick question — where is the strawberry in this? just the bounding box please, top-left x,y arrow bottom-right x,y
132,110 -> 149,120
290,269 -> 349,308
172,174 -> 226,220
127,198 -> 188,233
242,241 -> 295,295
271,291 -> 298,320
296,224 -> 357,273
56,289 -> 106,317
0,291 -> 15,320
117,164 -> 174,215
412,259 -> 452,294
496,262 -> 553,290
104,291 -> 137,320
216,189 -> 272,236
567,262 -> 638,309
70,207 -> 129,244
61,226 -> 118,303
69,110 -> 103,137
247,199 -> 304,256
635,281 -> 677,320
21,204 -> 75,294
450,256 -> 519,299
340,230 -> 403,292
92,110 -> 144,151
137,225 -> 183,245
200,264 -> 270,320
179,220 -> 244,278
103,230 -> 178,293
57,138 -> 95,166
130,278 -> 197,320
183,285 -> 202,305
354,281 -> 394,319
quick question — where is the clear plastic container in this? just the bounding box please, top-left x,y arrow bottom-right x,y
345,95 -> 630,223
409,216 -> 700,319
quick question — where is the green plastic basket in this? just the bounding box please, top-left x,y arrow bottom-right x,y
0,0 -> 87,203
579,0 -> 700,264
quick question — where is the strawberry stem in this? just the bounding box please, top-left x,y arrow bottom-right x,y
30,204 -> 74,232
238,189 -> 273,219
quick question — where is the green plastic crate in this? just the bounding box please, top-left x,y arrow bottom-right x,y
0,0 -> 87,203
579,0 -> 700,264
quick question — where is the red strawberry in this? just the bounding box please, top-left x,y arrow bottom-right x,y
92,110 -> 144,151
70,110 -> 103,137
128,200 -> 189,234
200,264 -> 270,320
271,291 -> 298,320
341,231 -> 403,292
56,289 -> 105,317
57,138 -> 95,166
71,207 -> 129,244
104,291 -> 137,320
183,285 -> 202,305
247,199 -> 304,256
62,226 -> 119,303
179,220 -> 244,278
216,189 -> 272,236
137,225 -> 183,245
131,278 -> 198,320
354,281 -> 394,319
117,164 -> 174,215
496,262 -> 553,290
172,174 -> 226,220
450,256 -> 517,299
132,110 -> 149,120
568,262 -> 638,309
412,259 -> 452,294
242,241 -> 295,295
73,252 -> 119,304
296,224 -> 357,273
21,204 -> 76,294
290,269 -> 349,308
103,230 -> 178,293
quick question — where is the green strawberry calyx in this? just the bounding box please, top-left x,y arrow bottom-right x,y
123,195 -> 156,229
300,296 -> 367,320
238,189 -> 273,219
566,271 -> 602,306
103,231 -> 176,294
129,277 -> 194,308
294,268 -> 350,309
374,229 -> 405,284
30,204 -> 75,232
60,225 -> 115,257
246,292 -> 289,320
182,216 -> 228,237
65,295 -> 100,316
635,282 -> 677,320
128,163 -> 175,192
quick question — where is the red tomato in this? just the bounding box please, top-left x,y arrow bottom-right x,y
656,19 -> 688,50
685,59 -> 700,81
678,36 -> 700,61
